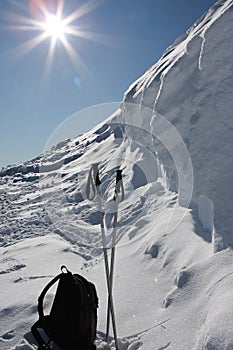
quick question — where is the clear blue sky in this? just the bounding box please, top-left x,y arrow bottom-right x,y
0,0 -> 217,167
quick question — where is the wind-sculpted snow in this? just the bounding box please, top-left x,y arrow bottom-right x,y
122,0 -> 233,252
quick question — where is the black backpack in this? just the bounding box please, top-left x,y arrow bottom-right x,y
31,266 -> 98,350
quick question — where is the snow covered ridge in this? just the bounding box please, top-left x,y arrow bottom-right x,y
0,108 -> 192,252
120,0 -> 233,252
124,0 -> 232,99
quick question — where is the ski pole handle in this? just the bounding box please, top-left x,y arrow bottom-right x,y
92,163 -> 101,187
114,169 -> 124,202
86,163 -> 101,200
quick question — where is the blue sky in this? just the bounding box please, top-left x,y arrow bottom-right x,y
0,0 -> 217,167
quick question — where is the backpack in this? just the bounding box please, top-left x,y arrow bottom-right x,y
31,266 -> 98,350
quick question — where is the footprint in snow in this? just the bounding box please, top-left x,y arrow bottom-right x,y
145,243 -> 159,259
96,337 -> 142,350
157,342 -> 171,350
0,263 -> 26,275
8,338 -> 36,349
14,275 -> 53,283
0,329 -> 15,341
127,340 -> 143,349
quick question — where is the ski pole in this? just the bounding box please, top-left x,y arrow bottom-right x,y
106,169 -> 124,342
86,164 -> 119,350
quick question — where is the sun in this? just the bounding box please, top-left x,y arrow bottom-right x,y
4,0 -> 110,81
44,14 -> 66,40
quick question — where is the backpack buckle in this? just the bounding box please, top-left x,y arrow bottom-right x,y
38,344 -> 52,350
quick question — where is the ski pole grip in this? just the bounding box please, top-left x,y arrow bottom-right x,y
92,163 -> 101,187
114,169 -> 124,201
86,167 -> 95,200
86,163 -> 101,200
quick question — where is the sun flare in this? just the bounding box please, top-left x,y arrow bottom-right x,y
44,14 -> 66,40
4,0 -> 109,82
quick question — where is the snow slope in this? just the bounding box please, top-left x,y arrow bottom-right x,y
122,0 -> 233,252
1,0 -> 233,349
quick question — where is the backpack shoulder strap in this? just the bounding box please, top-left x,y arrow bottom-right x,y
32,266 -> 74,349
38,266 -> 71,318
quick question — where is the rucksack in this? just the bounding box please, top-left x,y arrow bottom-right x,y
31,265 -> 98,350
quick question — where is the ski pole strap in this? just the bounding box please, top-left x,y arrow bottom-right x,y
114,169 -> 124,202
86,163 -> 101,200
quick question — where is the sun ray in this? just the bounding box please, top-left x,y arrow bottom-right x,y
29,0 -> 50,18
56,0 -> 65,19
5,12 -> 45,30
64,27 -> 114,46
60,34 -> 90,76
3,25 -> 44,31
45,36 -> 57,72
40,36 -> 57,94
7,32 -> 49,61
62,0 -> 106,26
